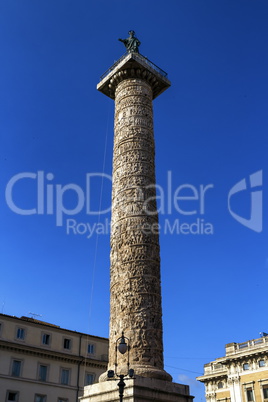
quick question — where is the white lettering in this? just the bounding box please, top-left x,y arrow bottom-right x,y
56,184 -> 85,226
5,172 -> 37,215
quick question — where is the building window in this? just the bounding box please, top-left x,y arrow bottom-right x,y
58,399 -> 68,402
85,372 -> 95,385
16,328 -> 25,340
11,360 -> 22,377
246,388 -> 254,402
63,338 -> 71,350
6,391 -> 19,401
263,386 -> 268,399
87,344 -> 95,354
34,395 -> 46,402
0,322 -> 2,336
243,363 -> 250,370
60,368 -> 70,385
218,381 -> 223,389
39,365 -> 48,382
42,333 -> 50,345
259,359 -> 266,367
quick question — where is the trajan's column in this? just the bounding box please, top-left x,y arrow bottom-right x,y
81,32 -> 193,402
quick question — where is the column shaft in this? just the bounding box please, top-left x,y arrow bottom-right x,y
109,78 -> 170,381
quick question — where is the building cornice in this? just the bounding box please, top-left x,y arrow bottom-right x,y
197,372 -> 228,383
0,340 -> 107,369
222,351 -> 268,366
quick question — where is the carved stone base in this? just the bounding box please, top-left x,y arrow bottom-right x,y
80,377 -> 194,402
99,365 -> 172,382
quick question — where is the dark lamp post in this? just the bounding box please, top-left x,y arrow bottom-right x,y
107,332 -> 134,401
118,375 -> 126,402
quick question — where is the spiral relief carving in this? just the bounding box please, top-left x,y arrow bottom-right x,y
107,77 -> 171,381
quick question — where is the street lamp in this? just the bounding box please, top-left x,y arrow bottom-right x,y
107,332 -> 135,402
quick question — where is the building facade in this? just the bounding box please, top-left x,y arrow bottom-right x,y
197,335 -> 268,402
0,313 -> 108,402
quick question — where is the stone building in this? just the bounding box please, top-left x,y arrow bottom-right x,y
0,313 -> 108,402
197,335 -> 268,402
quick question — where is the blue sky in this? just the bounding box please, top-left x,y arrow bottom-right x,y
0,1 -> 267,400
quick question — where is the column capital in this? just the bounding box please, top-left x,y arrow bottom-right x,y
97,52 -> 171,100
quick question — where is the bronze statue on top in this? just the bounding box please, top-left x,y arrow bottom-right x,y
119,30 -> 141,53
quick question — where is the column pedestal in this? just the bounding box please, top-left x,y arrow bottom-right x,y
80,377 -> 194,402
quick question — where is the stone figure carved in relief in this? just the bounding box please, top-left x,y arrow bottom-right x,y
119,30 -> 141,53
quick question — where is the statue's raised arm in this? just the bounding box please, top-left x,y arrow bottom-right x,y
118,30 -> 141,53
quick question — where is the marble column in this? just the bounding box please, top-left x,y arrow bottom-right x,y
97,52 -> 171,381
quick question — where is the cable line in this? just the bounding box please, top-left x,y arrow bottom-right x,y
165,365 -> 203,375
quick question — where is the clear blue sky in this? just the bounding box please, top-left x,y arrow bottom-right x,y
0,1 -> 267,400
